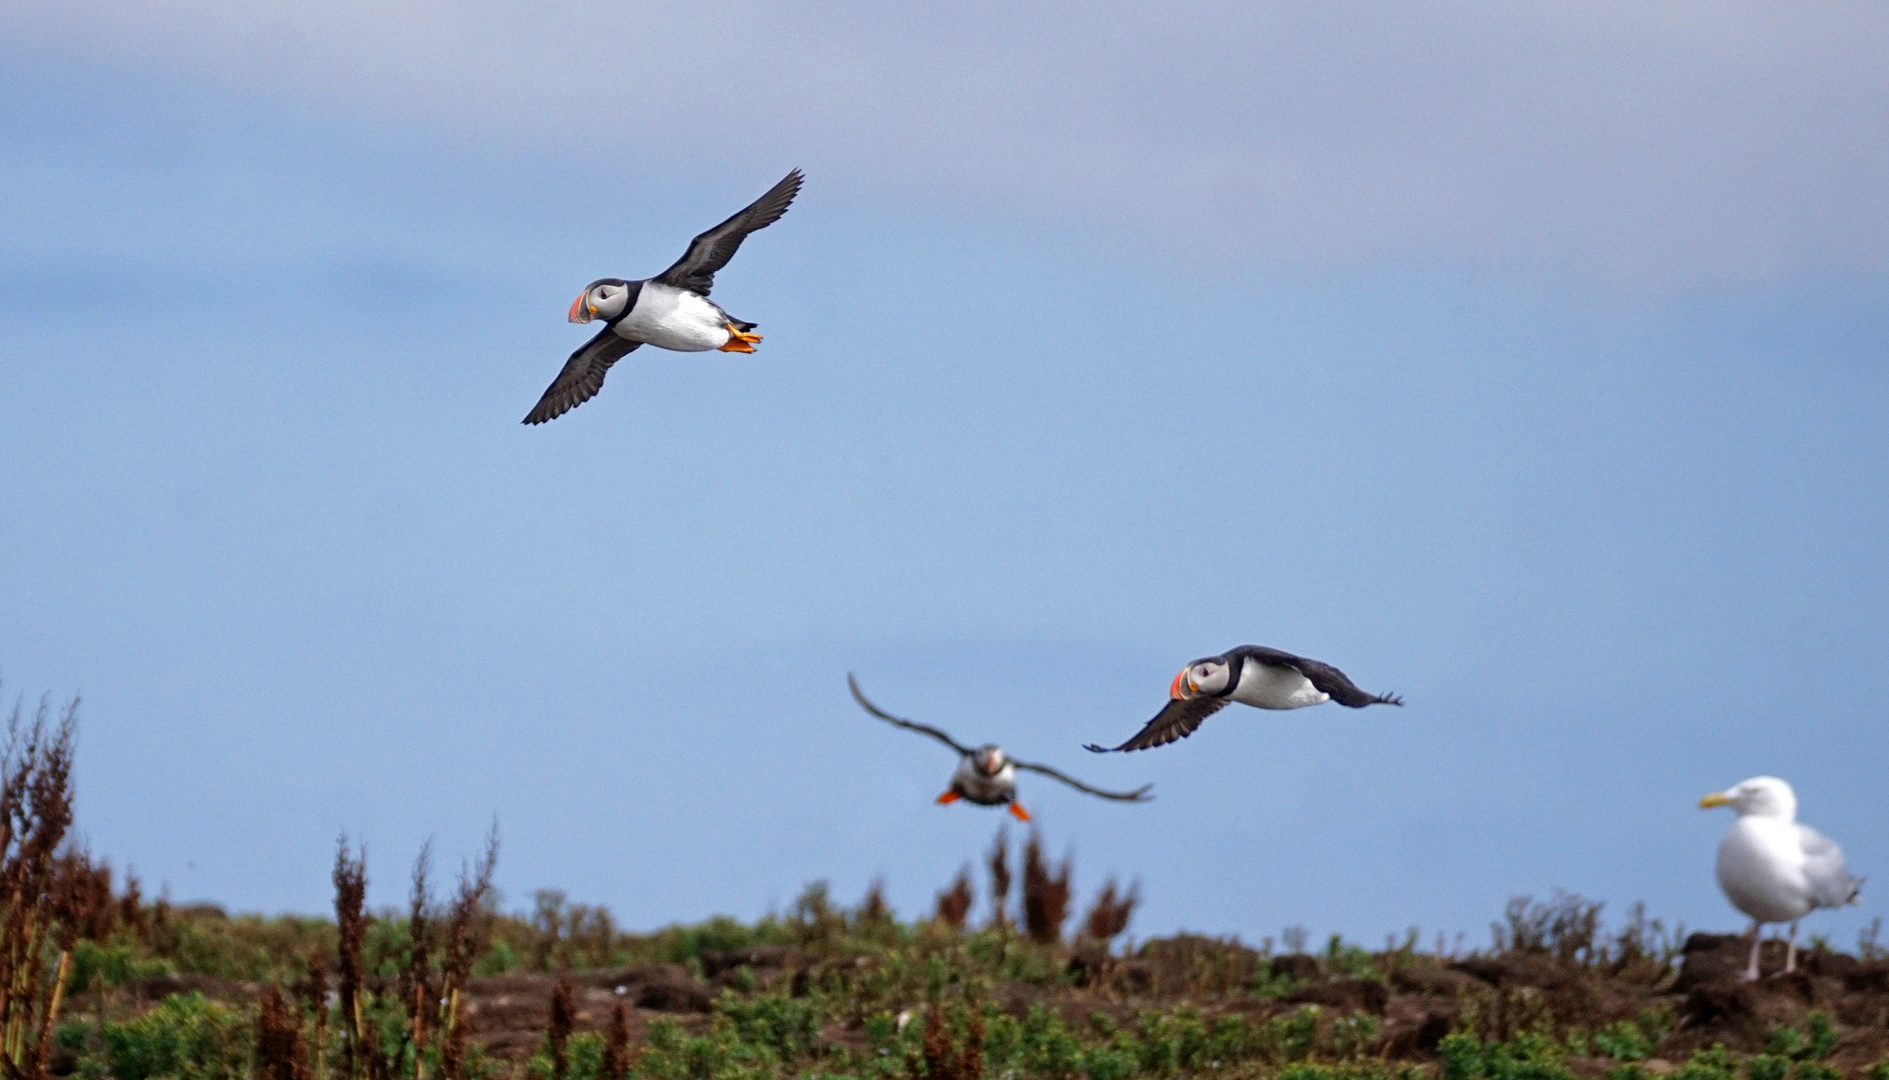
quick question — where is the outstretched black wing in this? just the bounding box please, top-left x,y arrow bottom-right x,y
1240,646 -> 1403,708
1011,759 -> 1153,801
848,673 -> 975,756
523,329 -> 640,425
654,169 -> 803,297
1084,695 -> 1229,754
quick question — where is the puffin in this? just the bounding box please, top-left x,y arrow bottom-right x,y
523,169 -> 804,425
849,674 -> 1152,820
1700,776 -> 1862,980
1085,645 -> 1402,753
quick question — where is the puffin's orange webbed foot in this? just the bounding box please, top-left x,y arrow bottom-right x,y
718,323 -> 762,352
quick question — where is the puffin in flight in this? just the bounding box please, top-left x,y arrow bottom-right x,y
849,674 -> 1152,820
1085,645 -> 1402,753
523,169 -> 804,425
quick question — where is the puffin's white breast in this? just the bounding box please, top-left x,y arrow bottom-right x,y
1716,817 -> 1815,923
1230,661 -> 1329,710
615,283 -> 732,352
951,757 -> 1017,805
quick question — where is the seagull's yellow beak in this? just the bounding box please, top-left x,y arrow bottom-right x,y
1699,792 -> 1733,808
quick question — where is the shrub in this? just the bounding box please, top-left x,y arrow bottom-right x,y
527,1032 -> 607,1080
1764,1013 -> 1837,1062
98,993 -> 253,1080
1746,1056 -> 1790,1080
1437,1030 -> 1574,1080
1324,935 -> 1380,980
1277,1066 -> 1426,1080
1670,1044 -> 1738,1080
715,992 -> 823,1059
1592,1020 -> 1654,1062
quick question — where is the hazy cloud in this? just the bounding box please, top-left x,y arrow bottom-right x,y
6,0 -> 1887,278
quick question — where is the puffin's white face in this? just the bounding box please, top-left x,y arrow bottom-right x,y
1171,658 -> 1231,699
974,746 -> 1007,776
568,280 -> 631,324
1700,775 -> 1797,820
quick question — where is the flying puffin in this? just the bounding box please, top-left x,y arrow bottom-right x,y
1085,645 -> 1402,753
849,674 -> 1152,820
523,169 -> 804,425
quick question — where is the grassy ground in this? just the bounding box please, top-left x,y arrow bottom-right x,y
45,863 -> 1889,1080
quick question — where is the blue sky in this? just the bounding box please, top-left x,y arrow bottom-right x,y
2,3 -> 1887,950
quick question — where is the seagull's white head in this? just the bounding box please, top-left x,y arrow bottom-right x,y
1171,657 -> 1232,700
1699,775 -> 1797,821
568,279 -> 632,324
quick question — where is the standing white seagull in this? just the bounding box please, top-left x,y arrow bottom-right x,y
524,169 -> 803,424
1700,775 -> 1862,981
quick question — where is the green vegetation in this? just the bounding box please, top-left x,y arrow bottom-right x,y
1437,1030 -> 1571,1080
89,993 -> 253,1080
11,689 -> 1889,1080
1761,1012 -> 1837,1062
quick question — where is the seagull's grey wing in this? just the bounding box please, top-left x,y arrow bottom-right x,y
1084,696 -> 1229,753
654,169 -> 803,298
1247,648 -> 1403,708
1798,824 -> 1863,908
523,329 -> 640,425
1011,759 -> 1153,801
848,673 -> 974,756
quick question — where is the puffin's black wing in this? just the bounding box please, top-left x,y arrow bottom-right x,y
1011,759 -> 1153,801
523,329 -> 641,425
655,169 -> 803,298
1084,695 -> 1229,754
848,673 -> 975,756
1240,647 -> 1403,708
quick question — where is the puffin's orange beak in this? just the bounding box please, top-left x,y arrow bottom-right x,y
569,292 -> 592,324
1169,669 -> 1189,700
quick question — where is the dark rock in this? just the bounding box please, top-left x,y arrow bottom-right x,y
1065,947 -> 1109,988
123,973 -> 248,1002
1390,963 -> 1483,996
630,968 -> 714,1013
1843,960 -> 1889,993
1271,953 -> 1321,982
1451,952 -> 1577,990
552,966 -> 713,1013
1287,977 -> 1390,1014
1679,974 -> 1815,1051
1673,933 -> 1749,992
1797,950 -> 1860,981
699,946 -> 796,980
1380,995 -> 1460,1057
1110,960 -> 1153,994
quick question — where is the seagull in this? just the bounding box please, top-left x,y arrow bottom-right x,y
849,674 -> 1152,820
1085,645 -> 1402,753
523,169 -> 804,425
1700,775 -> 1862,981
